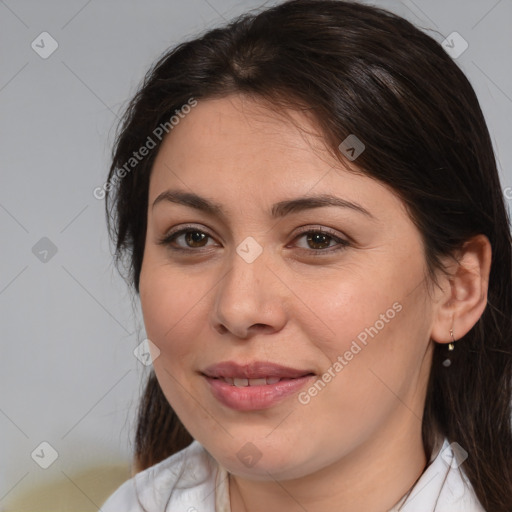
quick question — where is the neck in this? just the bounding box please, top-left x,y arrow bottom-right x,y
229,417 -> 428,512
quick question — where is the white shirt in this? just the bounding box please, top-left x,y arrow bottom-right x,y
100,437 -> 486,512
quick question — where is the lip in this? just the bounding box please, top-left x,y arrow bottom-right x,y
201,361 -> 315,411
201,361 -> 314,379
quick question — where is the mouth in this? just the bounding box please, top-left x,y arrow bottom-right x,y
200,361 -> 316,410
210,376 -> 307,386
201,360 -> 315,380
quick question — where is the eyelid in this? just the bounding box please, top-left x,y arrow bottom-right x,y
161,223 -> 214,239
291,224 -> 348,241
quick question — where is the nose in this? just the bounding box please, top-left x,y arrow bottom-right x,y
210,246 -> 289,339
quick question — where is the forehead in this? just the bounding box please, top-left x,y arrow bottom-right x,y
153,95 -> 331,173
148,94 -> 405,220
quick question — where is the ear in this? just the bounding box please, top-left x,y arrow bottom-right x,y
430,234 -> 492,343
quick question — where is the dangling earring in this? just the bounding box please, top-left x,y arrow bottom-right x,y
442,328 -> 455,367
448,328 -> 455,351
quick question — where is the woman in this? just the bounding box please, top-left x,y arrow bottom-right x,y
100,0 -> 512,510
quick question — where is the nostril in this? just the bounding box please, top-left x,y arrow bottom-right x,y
249,323 -> 275,335
213,322 -> 274,338
214,324 -> 228,334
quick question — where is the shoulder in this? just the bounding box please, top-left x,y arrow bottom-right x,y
100,440 -> 219,512
433,438 -> 486,512
394,437 -> 486,512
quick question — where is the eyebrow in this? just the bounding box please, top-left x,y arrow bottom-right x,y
152,189 -> 375,220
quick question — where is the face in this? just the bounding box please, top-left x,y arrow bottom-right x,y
139,94 -> 437,481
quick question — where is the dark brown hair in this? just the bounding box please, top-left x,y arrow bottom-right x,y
105,1 -> 512,509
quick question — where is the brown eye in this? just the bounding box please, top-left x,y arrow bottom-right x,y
184,230 -> 208,247
306,232 -> 333,250
292,228 -> 350,255
158,227 -> 216,251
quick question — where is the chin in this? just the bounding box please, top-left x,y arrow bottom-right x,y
203,438 -> 316,481
226,458 -> 316,482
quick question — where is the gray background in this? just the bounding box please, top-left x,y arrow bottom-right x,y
1,0 -> 511,510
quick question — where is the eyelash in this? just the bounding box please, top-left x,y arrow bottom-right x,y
157,224 -> 350,256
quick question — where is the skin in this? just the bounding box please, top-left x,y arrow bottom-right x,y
139,93 -> 491,512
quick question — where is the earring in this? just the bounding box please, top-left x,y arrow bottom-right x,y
448,328 -> 455,351
442,328 -> 455,367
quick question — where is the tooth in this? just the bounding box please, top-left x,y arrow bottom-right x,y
233,378 -> 249,387
266,377 -> 280,384
224,377 -> 234,385
248,378 -> 267,386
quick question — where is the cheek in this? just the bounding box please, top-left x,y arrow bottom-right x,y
305,277 -> 431,410
139,262 -> 210,361
297,253 -> 431,398
294,263 -> 406,357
